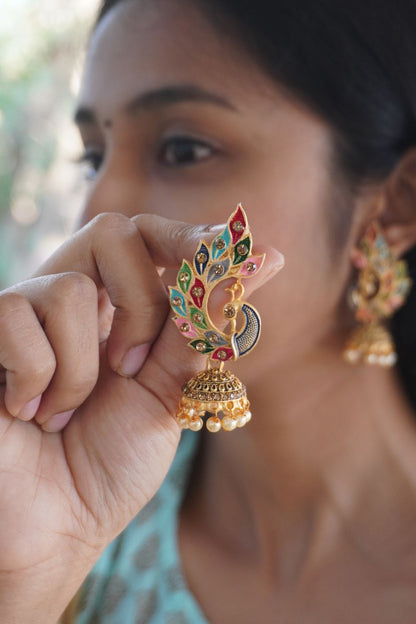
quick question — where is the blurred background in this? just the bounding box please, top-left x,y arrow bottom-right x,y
0,0 -> 100,287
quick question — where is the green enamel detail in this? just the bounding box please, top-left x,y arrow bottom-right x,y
190,340 -> 215,354
189,307 -> 208,329
396,262 -> 407,278
233,236 -> 251,265
178,261 -> 192,293
361,241 -> 371,257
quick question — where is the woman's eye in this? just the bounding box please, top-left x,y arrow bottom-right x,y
77,149 -> 104,180
158,137 -> 214,167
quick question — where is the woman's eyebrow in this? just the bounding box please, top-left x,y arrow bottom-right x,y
74,84 -> 238,125
125,84 -> 238,114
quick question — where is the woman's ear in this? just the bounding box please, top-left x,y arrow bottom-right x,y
379,147 -> 416,257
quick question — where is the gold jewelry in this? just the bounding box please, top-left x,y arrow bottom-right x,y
343,221 -> 412,367
169,204 -> 265,432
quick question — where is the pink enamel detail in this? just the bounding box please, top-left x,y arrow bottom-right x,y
351,249 -> 367,270
174,318 -> 199,338
239,254 -> 265,277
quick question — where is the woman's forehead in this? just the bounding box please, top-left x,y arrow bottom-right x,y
78,0 -> 276,121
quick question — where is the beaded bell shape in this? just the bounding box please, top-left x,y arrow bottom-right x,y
343,221 -> 412,367
169,205 -> 265,432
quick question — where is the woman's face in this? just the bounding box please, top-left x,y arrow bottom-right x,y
76,0 -> 356,380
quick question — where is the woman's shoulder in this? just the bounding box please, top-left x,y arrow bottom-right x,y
72,432 -> 208,624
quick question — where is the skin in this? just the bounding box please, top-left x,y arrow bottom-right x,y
2,1 -> 416,622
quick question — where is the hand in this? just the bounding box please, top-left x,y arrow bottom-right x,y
0,212 -> 284,623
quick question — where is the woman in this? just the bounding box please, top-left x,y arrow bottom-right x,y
2,1 -> 416,622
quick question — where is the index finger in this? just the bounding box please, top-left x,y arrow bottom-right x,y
32,213 -> 227,375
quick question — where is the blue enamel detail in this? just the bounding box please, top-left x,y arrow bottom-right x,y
207,258 -> 230,283
194,243 -> 209,275
231,303 -> 261,358
204,331 -> 228,346
170,289 -> 187,317
375,235 -> 389,259
212,227 -> 231,260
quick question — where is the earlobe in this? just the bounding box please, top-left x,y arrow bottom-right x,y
377,147 -> 416,257
382,222 -> 416,258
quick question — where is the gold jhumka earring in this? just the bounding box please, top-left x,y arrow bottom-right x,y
343,221 -> 412,367
169,205 -> 265,432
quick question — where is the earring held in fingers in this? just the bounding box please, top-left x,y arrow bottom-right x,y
169,204 -> 267,432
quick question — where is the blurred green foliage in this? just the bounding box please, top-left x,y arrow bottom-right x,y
0,1 -> 98,287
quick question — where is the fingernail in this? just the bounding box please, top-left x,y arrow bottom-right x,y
274,251 -> 285,268
204,223 -> 227,233
18,394 -> 42,421
118,343 -> 151,377
258,251 -> 285,285
42,409 -> 75,433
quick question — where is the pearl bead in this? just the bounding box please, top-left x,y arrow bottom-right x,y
189,416 -> 203,431
222,416 -> 237,431
366,353 -> 378,365
245,411 -> 252,423
385,352 -> 397,366
177,415 -> 189,428
206,417 -> 222,433
344,349 -> 360,363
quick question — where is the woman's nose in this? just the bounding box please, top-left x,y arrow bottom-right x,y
77,167 -> 147,228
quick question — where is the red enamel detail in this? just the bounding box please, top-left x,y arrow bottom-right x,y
190,278 -> 205,308
212,347 -> 234,361
365,223 -> 378,243
230,206 -> 246,244
351,249 -> 367,270
356,308 -> 376,323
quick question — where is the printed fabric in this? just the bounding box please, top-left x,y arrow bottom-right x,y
74,431 -> 208,624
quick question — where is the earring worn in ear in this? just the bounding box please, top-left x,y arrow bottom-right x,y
343,221 -> 412,367
169,204 -> 266,432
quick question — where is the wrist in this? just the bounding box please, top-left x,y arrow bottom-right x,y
0,548 -> 101,624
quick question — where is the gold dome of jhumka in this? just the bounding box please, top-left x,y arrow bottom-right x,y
169,204 -> 265,432
177,368 -> 251,432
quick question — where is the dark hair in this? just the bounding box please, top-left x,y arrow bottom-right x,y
95,0 -> 416,406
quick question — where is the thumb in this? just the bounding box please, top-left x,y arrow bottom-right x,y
69,242 -> 283,534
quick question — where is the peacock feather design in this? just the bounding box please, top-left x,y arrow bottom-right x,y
344,221 -> 412,367
169,204 -> 266,432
